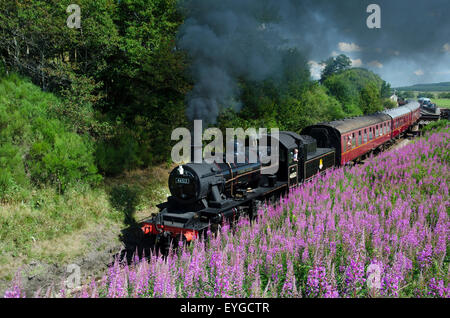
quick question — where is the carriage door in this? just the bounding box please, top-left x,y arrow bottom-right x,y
288,148 -> 298,188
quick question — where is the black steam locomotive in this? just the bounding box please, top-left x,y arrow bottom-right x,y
140,131 -> 335,245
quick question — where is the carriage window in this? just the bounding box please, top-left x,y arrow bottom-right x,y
369,128 -> 373,140
352,133 -> 356,148
358,131 -> 362,145
346,135 -> 352,150
364,129 -> 367,143
376,125 -> 379,137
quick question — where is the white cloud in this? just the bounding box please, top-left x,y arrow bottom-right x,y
308,60 -> 324,80
331,51 -> 339,57
414,69 -> 424,76
368,60 -> 383,68
351,59 -> 363,67
443,43 -> 450,52
338,42 -> 361,52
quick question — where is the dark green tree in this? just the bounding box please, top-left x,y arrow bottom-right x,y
320,54 -> 352,83
359,83 -> 383,114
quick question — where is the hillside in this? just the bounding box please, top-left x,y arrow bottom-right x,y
0,73 -> 170,296
395,82 -> 450,92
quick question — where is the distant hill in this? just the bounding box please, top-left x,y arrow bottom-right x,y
395,82 -> 450,92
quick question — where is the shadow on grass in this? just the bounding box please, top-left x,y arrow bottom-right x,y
108,184 -> 158,264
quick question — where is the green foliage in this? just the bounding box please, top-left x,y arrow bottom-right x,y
359,83 -> 383,114
398,91 -> 415,99
396,82 -> 450,92
0,74 -> 101,200
422,120 -> 450,134
324,68 -> 384,115
380,81 -> 392,98
218,50 -> 349,134
383,99 -> 397,109
320,54 -> 352,83
438,92 -> 450,99
0,60 -> 5,76
95,130 -> 142,176
416,92 -> 436,98
0,0 -> 189,171
417,92 -> 435,99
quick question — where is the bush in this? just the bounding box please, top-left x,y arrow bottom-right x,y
0,61 -> 5,76
438,92 -> 450,99
383,99 -> 397,109
422,120 -> 449,134
0,74 -> 101,199
417,92 -> 435,99
95,130 -> 142,176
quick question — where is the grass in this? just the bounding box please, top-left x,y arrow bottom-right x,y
433,99 -> 450,108
0,165 -> 170,285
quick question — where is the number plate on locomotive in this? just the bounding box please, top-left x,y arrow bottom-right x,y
176,177 -> 190,184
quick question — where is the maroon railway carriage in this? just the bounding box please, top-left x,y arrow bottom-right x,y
404,101 -> 421,124
302,113 -> 392,166
382,106 -> 412,138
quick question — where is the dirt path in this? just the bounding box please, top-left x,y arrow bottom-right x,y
0,223 -> 124,297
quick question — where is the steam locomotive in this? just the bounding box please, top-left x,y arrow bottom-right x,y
140,101 -> 421,248
140,131 -> 336,245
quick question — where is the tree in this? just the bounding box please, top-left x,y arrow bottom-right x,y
416,92 -> 435,99
398,91 -> 414,99
380,81 -> 392,98
359,83 -> 383,114
323,68 -> 384,115
320,54 -> 352,83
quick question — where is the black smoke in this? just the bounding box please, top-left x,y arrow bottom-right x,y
177,0 -> 450,124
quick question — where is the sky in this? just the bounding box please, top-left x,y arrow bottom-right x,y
178,0 -> 450,123
303,1 -> 450,87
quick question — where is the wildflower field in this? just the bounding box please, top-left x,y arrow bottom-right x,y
5,130 -> 449,298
